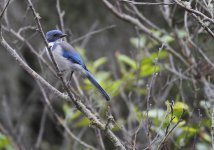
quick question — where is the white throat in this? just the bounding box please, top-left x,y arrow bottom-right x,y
48,39 -> 63,47
48,42 -> 55,47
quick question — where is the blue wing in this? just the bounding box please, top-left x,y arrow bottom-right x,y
52,41 -> 110,101
57,41 -> 87,70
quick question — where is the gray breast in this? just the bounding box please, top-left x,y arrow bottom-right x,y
51,44 -> 72,71
47,43 -> 86,76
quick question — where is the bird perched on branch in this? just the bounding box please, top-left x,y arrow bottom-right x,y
45,29 -> 110,101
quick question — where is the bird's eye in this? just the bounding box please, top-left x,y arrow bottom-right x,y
53,34 -> 57,37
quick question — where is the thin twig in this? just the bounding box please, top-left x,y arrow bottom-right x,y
0,0 -> 11,21
71,24 -> 116,44
157,109 -> 185,150
191,13 -> 214,39
212,106 -> 214,149
146,43 -> 165,149
35,107 -> 47,149
56,0 -> 65,34
2,26 -> 56,76
173,0 -> 214,24
121,0 -> 174,6
96,129 -> 106,150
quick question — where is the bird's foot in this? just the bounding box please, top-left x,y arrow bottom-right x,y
68,71 -> 74,82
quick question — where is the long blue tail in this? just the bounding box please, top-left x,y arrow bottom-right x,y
85,71 -> 110,101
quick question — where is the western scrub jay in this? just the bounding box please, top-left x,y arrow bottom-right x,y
45,29 -> 110,101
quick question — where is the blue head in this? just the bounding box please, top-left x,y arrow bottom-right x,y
45,30 -> 67,42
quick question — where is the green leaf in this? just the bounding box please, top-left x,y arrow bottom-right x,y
130,36 -> 146,48
169,102 -> 189,119
152,30 -> 162,37
140,64 -> 160,77
165,101 -> 189,118
63,103 -> 70,115
161,35 -> 174,43
141,51 -> 168,65
117,54 -> 137,70
112,119 -> 124,132
108,80 -> 123,96
181,127 -> 197,134
93,57 -> 107,71
63,104 -> 82,123
95,72 -> 110,81
75,117 -> 90,127
172,102 -> 189,113
151,30 -> 174,43
112,125 -> 120,132
200,132 -> 212,143
178,30 -> 188,39
0,133 -> 11,149
70,110 -> 81,122
175,126 -> 198,146
201,119 -> 211,128
158,50 -> 168,59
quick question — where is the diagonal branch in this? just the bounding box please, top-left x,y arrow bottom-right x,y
0,32 -> 126,150
0,0 -> 126,149
2,26 -> 56,76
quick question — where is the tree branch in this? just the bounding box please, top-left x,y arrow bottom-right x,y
0,1 -> 126,149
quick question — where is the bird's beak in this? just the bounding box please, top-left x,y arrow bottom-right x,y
60,34 -> 67,38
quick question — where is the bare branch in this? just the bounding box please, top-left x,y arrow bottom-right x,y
71,24 -> 116,44
0,0 -> 11,21
1,1 -> 126,148
0,33 -> 126,149
121,0 -> 174,6
56,0 -> 65,33
173,0 -> 214,24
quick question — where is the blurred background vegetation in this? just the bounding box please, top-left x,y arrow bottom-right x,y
0,0 -> 214,150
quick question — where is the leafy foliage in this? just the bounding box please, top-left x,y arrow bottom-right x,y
0,133 -> 13,150
61,32 -> 212,149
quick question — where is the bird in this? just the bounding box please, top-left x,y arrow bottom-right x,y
45,29 -> 110,101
